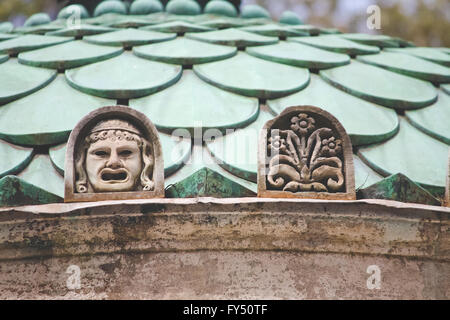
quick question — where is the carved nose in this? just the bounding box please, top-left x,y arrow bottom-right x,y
106,153 -> 122,169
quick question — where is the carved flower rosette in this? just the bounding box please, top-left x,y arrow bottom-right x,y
265,112 -> 345,193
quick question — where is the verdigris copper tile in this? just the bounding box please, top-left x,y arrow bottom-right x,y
357,51 -> 450,83
198,17 -> 247,29
204,0 -> 238,17
357,173 -> 440,206
131,70 -> 259,133
19,40 -> 123,69
206,108 -> 275,182
0,59 -> 56,105
165,144 -> 257,194
0,22 -> 13,33
49,131 -> 191,177
241,4 -> 270,19
358,117 -> 448,196
133,37 -> 236,65
83,28 -> 176,47
129,0 -> 164,16
319,28 -> 342,35
278,11 -> 303,25
0,139 -> 34,178
193,52 -> 310,99
405,90 -> 450,145
0,33 -> 17,42
65,51 -> 182,99
14,24 -> 61,35
268,74 -> 399,146
0,75 -> 114,146
239,24 -> 308,37
57,4 -> 90,20
107,16 -> 157,28
246,41 -> 350,69
46,24 -> 117,37
387,47 -> 450,67
287,25 -> 321,36
289,35 -> 380,56
353,155 -> 383,190
166,167 -> 256,198
140,20 -> 214,34
166,0 -> 201,16
0,34 -> 72,55
93,1 -> 127,17
320,60 -> 437,110
186,28 -> 278,48
442,84 -> 450,95
0,175 -> 62,207
339,33 -> 400,48
83,13 -> 127,26
17,153 -> 64,198
0,54 -> 7,64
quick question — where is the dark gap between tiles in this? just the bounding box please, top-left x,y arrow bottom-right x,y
123,46 -> 133,51
395,109 -> 405,116
33,145 -> 49,155
177,32 -> 185,36
117,99 -> 129,106
183,64 -> 193,70
75,35 -> 83,40
279,36 -> 286,41
310,69 -> 319,74
237,46 -> 246,51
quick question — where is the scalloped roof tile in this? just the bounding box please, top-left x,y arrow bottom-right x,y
0,3 -> 449,206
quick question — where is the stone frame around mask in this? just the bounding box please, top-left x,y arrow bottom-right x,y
257,105 -> 356,200
64,105 -> 164,203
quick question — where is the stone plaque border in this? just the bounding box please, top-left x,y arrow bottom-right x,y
64,105 -> 164,203
257,105 -> 356,200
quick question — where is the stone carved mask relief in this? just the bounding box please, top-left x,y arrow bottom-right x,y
75,119 -> 154,193
65,106 -> 164,202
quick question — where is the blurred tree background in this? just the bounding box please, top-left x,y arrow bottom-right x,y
1,0 -> 449,47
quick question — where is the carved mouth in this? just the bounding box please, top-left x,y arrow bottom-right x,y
100,169 -> 128,183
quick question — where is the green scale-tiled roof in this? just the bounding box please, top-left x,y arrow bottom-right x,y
0,0 -> 449,207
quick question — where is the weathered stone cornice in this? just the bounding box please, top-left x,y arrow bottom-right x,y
0,198 -> 449,262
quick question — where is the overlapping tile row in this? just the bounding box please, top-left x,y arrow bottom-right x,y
0,7 -> 449,206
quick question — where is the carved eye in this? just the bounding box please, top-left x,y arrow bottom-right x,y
95,150 -> 108,157
119,150 -> 132,157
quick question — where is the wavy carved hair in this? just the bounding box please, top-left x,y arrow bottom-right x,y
75,129 -> 154,193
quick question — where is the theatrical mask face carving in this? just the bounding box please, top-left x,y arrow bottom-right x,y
75,119 -> 155,193
86,138 -> 142,192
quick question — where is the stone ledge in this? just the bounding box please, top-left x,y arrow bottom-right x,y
0,198 -> 449,262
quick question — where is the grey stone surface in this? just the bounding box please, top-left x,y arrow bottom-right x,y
0,198 -> 448,299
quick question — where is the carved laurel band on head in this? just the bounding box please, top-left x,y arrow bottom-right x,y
258,105 -> 355,200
